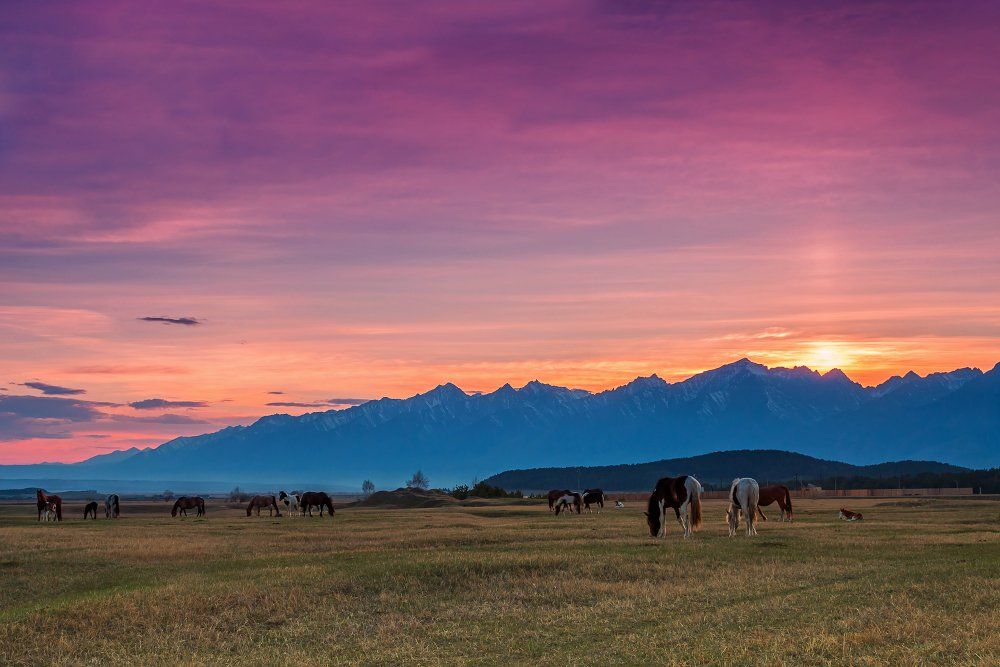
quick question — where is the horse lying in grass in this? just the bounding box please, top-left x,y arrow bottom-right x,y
171,496 -> 205,518
299,491 -> 335,517
246,495 -> 281,517
83,501 -> 99,519
727,478 -> 760,537
755,484 -> 792,522
839,508 -> 863,521
644,475 -> 703,538
36,490 -> 62,522
554,492 -> 582,515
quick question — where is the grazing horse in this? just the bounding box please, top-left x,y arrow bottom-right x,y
278,491 -> 300,515
644,475 -> 703,538
582,488 -> 605,513
171,496 -> 205,518
36,490 -> 62,522
299,491 -> 335,517
43,501 -> 59,522
547,489 -> 572,512
839,508 -> 863,521
83,501 -> 99,519
246,495 -> 282,517
755,485 -> 792,522
554,492 -> 582,515
105,494 -> 120,519
727,478 -> 760,537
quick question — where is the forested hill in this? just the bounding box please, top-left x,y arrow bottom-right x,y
482,449 -> 968,492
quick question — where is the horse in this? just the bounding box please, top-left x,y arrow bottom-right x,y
43,501 -> 59,522
105,494 -> 120,519
299,491 -> 335,517
36,490 -> 62,522
644,475 -> 703,538
547,489 -> 572,512
839,508 -> 863,521
554,492 -> 582,515
755,484 -> 792,522
582,488 -> 605,513
278,491 -> 300,515
727,478 -> 760,537
246,495 -> 282,517
83,501 -> 99,519
614,500 -> 625,509
171,496 -> 205,518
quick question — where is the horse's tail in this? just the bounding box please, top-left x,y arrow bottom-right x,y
246,500 -> 253,517
784,486 -> 793,520
687,477 -> 702,530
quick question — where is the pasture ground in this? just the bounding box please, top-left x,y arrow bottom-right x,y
0,497 -> 997,665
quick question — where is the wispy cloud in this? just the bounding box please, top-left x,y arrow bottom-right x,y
128,398 -> 208,410
326,397 -> 371,406
266,401 -> 328,408
22,381 -> 86,395
138,316 -> 201,326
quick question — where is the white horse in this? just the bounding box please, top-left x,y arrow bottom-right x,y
278,491 -> 300,515
43,501 -> 58,522
727,477 -> 760,537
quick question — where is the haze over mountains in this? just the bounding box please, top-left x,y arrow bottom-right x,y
1,358 -> 997,488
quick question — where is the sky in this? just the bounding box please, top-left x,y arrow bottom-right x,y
2,1 -> 999,464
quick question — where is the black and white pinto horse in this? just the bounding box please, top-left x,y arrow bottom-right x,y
278,491 -> 300,515
644,475 -> 703,538
554,492 -> 582,515
727,477 -> 760,537
105,493 -> 120,519
582,489 -> 605,513
614,500 -> 625,509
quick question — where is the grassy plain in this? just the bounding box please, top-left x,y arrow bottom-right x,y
0,496 -> 997,665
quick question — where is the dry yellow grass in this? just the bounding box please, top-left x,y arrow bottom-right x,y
0,497 -> 997,665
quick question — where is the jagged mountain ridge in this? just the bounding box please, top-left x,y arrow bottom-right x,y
1,358 -> 997,486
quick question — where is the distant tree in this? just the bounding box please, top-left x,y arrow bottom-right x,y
361,479 -> 375,498
407,470 -> 429,490
163,489 -> 175,501
449,484 -> 470,500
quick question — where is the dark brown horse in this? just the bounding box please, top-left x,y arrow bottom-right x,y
644,475 -> 703,538
582,488 -> 605,513
755,484 -> 793,522
171,496 -> 205,517
299,491 -> 335,517
83,501 -> 99,519
36,489 -> 62,522
246,495 -> 282,517
547,489 -> 572,511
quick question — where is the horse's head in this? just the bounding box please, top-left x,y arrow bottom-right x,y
644,496 -> 661,537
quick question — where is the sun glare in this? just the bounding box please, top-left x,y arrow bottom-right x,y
800,342 -> 853,372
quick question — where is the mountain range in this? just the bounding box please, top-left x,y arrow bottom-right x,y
1,358 -> 997,488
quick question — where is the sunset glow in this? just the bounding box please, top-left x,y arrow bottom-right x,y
2,2 -> 999,463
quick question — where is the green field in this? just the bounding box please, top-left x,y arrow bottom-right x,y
1,497 -> 997,665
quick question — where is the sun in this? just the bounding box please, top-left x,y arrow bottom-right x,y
800,342 -> 853,372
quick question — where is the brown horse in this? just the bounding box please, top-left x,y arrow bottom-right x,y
299,491 -> 335,517
246,495 -> 282,517
83,501 -> 99,519
755,484 -> 793,522
644,475 -> 703,538
547,489 -> 572,511
36,489 -> 62,522
171,496 -> 205,517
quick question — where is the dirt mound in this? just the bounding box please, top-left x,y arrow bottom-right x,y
355,487 -> 459,509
